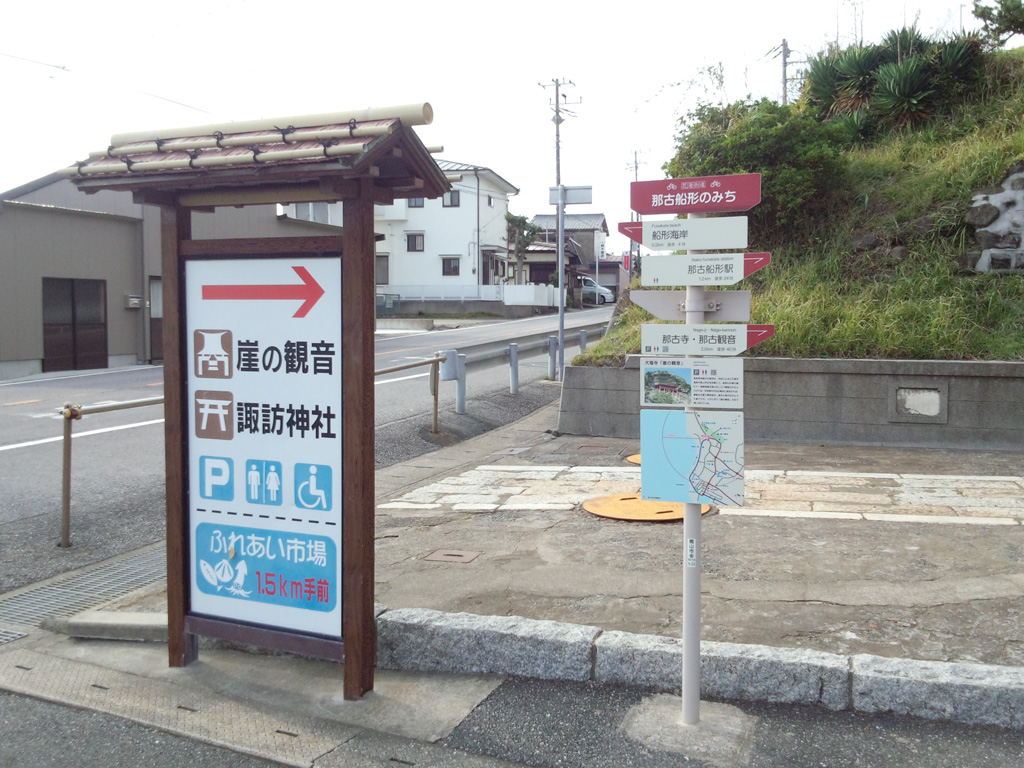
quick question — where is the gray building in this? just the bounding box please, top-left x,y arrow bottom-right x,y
0,174 -> 341,380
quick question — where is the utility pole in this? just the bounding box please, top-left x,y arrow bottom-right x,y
540,78 -> 581,381
781,38 -> 790,105
627,150 -> 644,278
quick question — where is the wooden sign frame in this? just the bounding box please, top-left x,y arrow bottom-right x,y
161,194 -> 376,699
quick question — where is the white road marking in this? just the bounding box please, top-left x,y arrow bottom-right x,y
0,419 -> 165,452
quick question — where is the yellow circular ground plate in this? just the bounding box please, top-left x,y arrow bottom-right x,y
625,454 -> 641,466
582,494 -> 710,522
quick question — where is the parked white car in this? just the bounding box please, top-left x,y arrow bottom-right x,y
580,277 -> 614,305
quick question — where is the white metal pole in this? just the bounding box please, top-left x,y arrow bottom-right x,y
557,185 -> 566,380
682,212 -> 706,725
509,343 -> 519,394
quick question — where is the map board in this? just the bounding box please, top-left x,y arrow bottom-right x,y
185,257 -> 342,638
640,409 -> 745,505
641,358 -> 743,409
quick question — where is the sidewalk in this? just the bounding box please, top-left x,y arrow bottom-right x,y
2,400 -> 1024,765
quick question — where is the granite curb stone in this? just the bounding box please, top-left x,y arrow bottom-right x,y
376,607 -> 601,681
593,631 -> 850,711
852,654 -> 1024,729
44,603 -> 1024,729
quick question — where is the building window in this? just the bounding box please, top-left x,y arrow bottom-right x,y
292,202 -> 332,224
487,195 -> 494,207
407,233 -> 424,252
409,198 -> 424,208
442,257 -> 460,276
442,190 -> 460,207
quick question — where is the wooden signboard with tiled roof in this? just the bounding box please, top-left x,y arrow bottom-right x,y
64,103 -> 450,700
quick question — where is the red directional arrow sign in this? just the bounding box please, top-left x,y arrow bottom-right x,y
618,221 -> 642,243
202,266 -> 325,318
747,324 -> 776,348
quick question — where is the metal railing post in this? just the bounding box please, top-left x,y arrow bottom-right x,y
580,329 -> 588,352
547,336 -> 557,380
59,404 -> 78,548
455,354 -> 467,414
431,359 -> 440,434
509,343 -> 519,395
373,353 -> 449,433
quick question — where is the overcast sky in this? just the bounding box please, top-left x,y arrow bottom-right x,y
1,1 -> 985,253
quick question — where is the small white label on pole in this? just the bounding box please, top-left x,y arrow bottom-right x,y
686,538 -> 697,568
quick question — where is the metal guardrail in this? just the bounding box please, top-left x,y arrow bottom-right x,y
58,398 -> 165,548
374,354 -> 447,433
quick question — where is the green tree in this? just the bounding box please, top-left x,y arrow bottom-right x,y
664,99 -> 849,245
505,213 -> 541,284
973,0 -> 1024,47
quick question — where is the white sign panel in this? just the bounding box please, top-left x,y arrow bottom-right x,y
641,409 -> 744,505
642,323 -> 749,356
642,217 -> 747,251
641,357 -> 743,409
185,257 -> 342,638
643,252 -> 746,286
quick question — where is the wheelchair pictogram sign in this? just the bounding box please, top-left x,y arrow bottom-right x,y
294,463 -> 332,510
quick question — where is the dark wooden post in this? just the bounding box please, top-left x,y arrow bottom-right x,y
342,179 -> 376,699
163,204 -> 197,667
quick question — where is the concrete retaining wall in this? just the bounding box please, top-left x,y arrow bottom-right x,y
557,357 -> 1024,449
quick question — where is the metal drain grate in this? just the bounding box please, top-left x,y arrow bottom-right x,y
0,546 -> 165,629
0,629 -> 26,646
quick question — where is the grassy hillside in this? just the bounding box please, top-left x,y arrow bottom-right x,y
578,46 -> 1024,365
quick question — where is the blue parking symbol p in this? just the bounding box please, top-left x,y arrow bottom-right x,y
200,456 -> 234,501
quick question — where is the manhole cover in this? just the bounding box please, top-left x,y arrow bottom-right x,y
625,454 -> 641,465
582,494 -> 709,522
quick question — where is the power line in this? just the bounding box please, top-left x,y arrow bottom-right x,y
0,49 -> 218,116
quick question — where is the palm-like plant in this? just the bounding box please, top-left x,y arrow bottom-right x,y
931,33 -> 984,100
833,45 -> 885,114
873,57 -> 936,126
833,108 -> 877,142
881,25 -> 932,64
805,54 -> 841,115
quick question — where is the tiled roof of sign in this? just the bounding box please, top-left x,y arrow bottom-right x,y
58,103 -> 450,201
62,119 -> 400,179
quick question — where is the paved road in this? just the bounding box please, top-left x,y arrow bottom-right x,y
373,307 -> 611,370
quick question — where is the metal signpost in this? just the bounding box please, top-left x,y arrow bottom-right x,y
549,184 -> 592,380
632,173 -> 773,726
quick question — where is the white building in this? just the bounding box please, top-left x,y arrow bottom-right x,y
274,161 -> 557,314
372,160 -> 520,302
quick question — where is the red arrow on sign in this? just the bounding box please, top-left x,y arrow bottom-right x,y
747,324 -> 776,349
742,252 -> 772,277
618,221 -> 642,243
202,266 -> 325,318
